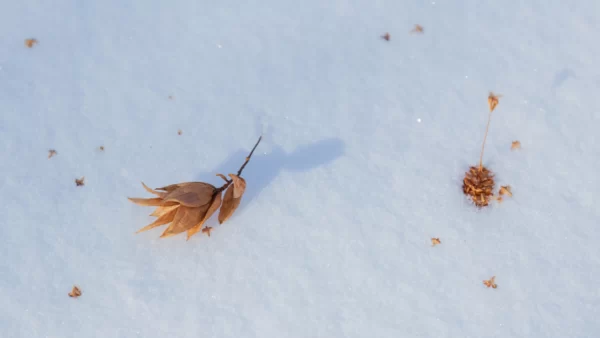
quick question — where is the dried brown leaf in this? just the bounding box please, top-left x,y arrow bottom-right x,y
128,197 -> 164,206
75,177 -> 85,186
187,191 -> 223,240
141,182 -> 167,198
228,174 -> 246,199
25,38 -> 38,48
48,149 -> 57,159
160,204 -> 209,238
136,206 -> 179,233
218,184 -> 241,224
162,182 -> 216,207
149,203 -> 180,217
511,141 -> 521,150
68,286 -> 82,298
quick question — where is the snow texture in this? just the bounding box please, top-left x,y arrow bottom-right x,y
1,1 -> 599,337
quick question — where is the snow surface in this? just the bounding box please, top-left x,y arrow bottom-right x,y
1,1 -> 599,337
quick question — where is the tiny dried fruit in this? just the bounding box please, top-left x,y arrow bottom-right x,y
483,276 -> 497,288
69,286 -> 82,298
75,177 -> 85,186
431,238 -> 441,246
25,38 -> 38,48
511,141 -> 521,150
48,149 -> 57,159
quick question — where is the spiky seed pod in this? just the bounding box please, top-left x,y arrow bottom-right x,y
463,166 -> 495,207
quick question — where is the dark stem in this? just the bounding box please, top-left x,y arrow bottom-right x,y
215,135 -> 263,194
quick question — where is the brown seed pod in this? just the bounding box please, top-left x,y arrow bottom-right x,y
463,166 -> 495,207
129,136 -> 262,240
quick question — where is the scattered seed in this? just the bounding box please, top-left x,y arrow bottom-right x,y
410,25 -> 424,34
202,226 -> 213,237
511,141 -> 521,150
48,149 -> 57,159
25,38 -> 38,48
431,238 -> 441,246
75,177 -> 85,186
483,276 -> 497,288
177,129 -> 182,135
499,185 -> 512,197
99,146 -> 105,151
68,286 -> 82,298
381,32 -> 390,41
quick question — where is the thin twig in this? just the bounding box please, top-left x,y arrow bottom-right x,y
479,111 -> 493,171
215,136 -> 263,193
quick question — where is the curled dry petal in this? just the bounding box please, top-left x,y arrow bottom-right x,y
162,182 -> 216,207
160,204 -> 210,238
136,206 -> 180,233
187,191 -> 223,240
128,197 -> 165,206
228,174 -> 246,199
218,183 -> 242,224
150,204 -> 180,217
141,182 -> 166,198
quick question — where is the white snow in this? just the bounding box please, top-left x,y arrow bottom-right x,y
1,1 -> 599,337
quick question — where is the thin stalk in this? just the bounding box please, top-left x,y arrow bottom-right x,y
478,111 -> 493,171
215,135 -> 262,194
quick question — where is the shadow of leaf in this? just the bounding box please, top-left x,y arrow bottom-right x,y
195,138 -> 345,222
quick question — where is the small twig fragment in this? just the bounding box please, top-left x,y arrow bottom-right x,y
511,141 -> 521,150
25,38 -> 38,48
68,286 -> 82,298
483,276 -> 497,288
48,149 -> 57,159
431,238 -> 441,246
75,177 -> 85,186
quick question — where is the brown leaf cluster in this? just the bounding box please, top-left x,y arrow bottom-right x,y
483,276 -> 497,288
128,173 -> 246,240
69,286 -> 82,298
463,166 -> 495,207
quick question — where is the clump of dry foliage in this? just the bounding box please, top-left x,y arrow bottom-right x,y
128,136 -> 262,240
463,93 -> 501,207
